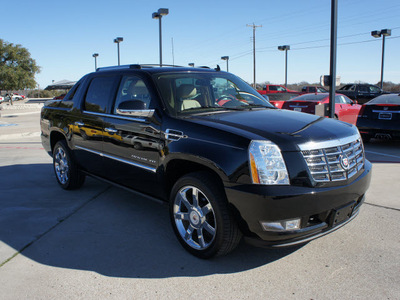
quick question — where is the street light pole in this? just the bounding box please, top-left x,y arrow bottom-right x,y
92,53 -> 99,71
153,8 -> 169,67
371,29 -> 391,89
221,56 -> 229,72
114,37 -> 123,66
278,46 -> 290,87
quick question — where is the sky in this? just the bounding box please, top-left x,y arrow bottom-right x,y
1,0 -> 399,89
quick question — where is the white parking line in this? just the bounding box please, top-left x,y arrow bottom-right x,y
365,150 -> 400,159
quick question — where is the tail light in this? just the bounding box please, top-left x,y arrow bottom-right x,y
358,105 -> 366,118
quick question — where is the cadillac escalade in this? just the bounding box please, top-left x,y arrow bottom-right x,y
40,65 -> 372,258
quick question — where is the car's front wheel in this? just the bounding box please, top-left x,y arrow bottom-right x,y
53,140 -> 85,190
169,172 -> 241,258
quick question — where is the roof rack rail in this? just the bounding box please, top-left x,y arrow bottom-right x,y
140,64 -> 183,68
95,63 -> 222,72
96,65 -> 142,72
96,64 -> 185,72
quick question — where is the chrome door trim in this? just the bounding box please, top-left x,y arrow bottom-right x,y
75,146 -> 157,173
83,111 -> 147,123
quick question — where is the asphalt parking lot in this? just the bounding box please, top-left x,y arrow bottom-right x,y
0,101 -> 399,299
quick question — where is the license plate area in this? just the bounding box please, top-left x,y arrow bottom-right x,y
294,107 -> 302,112
379,112 -> 392,120
330,202 -> 356,227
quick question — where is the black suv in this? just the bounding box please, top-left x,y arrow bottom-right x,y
40,65 -> 372,258
338,84 -> 386,104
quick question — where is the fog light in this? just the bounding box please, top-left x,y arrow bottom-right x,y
261,219 -> 301,232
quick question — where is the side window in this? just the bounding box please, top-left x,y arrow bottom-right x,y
84,76 -> 115,113
114,76 -> 152,113
370,86 -> 380,93
64,82 -> 80,101
349,85 -> 356,91
359,86 -> 368,93
269,86 -> 277,91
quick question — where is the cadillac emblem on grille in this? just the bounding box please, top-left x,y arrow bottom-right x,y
340,154 -> 350,170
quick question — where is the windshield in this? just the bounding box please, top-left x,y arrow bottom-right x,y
153,72 -> 273,116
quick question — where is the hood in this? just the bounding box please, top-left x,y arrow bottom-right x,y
187,109 -> 359,151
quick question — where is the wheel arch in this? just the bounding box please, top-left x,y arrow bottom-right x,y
50,130 -> 67,154
164,158 -> 227,201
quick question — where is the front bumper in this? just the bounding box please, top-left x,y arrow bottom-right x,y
224,160 -> 372,247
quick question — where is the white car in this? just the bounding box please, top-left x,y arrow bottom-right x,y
12,94 -> 24,101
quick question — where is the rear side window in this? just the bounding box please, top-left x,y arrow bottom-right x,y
64,82 -> 81,101
370,86 -> 381,93
84,76 -> 116,113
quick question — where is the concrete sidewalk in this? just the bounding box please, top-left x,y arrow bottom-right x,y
0,100 -> 43,140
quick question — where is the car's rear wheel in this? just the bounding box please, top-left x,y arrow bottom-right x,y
53,140 -> 85,190
169,172 -> 241,258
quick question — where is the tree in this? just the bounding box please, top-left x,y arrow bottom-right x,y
0,39 -> 40,91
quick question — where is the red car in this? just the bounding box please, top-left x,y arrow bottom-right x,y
53,94 -> 66,100
281,93 -> 361,125
258,84 -> 300,95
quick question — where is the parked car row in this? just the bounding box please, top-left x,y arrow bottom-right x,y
268,91 -> 400,142
0,93 -> 25,103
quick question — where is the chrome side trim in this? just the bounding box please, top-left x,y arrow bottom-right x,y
74,146 -> 157,173
83,111 -> 147,123
298,133 -> 361,151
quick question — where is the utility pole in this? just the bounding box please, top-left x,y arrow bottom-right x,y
247,23 -> 262,88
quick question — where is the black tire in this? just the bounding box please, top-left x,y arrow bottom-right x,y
53,140 -> 85,190
169,171 -> 242,259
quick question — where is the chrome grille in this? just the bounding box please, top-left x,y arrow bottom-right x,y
301,137 -> 365,182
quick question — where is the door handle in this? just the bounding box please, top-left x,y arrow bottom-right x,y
105,127 -> 118,134
75,121 -> 84,127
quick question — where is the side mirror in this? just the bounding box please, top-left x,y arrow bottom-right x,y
116,100 -> 154,118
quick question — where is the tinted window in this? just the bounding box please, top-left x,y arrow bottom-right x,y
308,87 -> 316,93
64,82 -> 81,101
359,86 -> 369,93
84,76 -> 115,113
114,76 -> 152,113
367,94 -> 400,105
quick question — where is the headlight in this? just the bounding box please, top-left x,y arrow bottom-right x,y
249,140 -> 289,185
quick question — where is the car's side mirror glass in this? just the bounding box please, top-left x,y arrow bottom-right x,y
116,100 -> 154,118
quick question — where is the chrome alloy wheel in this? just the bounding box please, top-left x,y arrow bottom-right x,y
54,147 -> 69,184
173,186 -> 217,250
